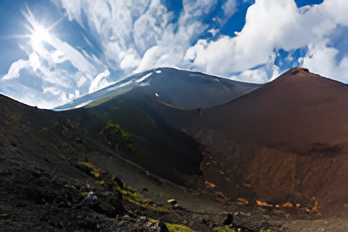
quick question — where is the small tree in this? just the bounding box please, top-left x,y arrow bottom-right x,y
99,122 -> 136,153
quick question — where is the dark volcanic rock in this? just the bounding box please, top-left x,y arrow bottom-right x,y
223,213 -> 233,225
88,192 -> 124,218
113,176 -> 124,189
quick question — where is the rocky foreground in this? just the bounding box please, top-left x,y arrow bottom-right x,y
0,141 -> 272,232
0,94 -> 273,231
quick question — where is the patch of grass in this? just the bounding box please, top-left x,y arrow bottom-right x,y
64,184 -> 76,190
91,170 -> 101,177
77,161 -> 102,178
128,198 -> 168,212
165,223 -> 196,232
78,161 -> 95,169
113,184 -> 143,202
214,227 -> 234,232
79,192 -> 88,199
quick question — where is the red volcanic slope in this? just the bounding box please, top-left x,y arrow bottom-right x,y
198,68 -> 348,154
187,68 -> 348,216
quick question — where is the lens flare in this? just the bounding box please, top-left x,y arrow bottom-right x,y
30,25 -> 51,46
18,5 -> 62,51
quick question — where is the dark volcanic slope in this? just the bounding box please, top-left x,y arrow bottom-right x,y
0,94 -> 232,232
186,68 -> 348,217
65,87 -> 205,186
56,67 -> 260,110
138,68 -> 260,109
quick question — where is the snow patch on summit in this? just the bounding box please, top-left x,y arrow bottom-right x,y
136,72 -> 153,83
74,100 -> 93,109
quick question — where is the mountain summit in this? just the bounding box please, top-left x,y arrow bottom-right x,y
55,67 -> 260,111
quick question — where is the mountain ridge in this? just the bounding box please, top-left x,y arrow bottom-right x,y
55,67 -> 260,111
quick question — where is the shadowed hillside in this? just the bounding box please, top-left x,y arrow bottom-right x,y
0,94 -> 248,231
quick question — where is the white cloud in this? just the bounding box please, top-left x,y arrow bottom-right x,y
51,49 -> 68,63
29,53 -> 41,71
297,0 -> 348,82
89,69 -> 111,93
188,0 -> 306,79
58,0 -> 213,76
208,28 -> 220,37
49,36 -> 96,77
120,51 -> 141,70
321,0 -> 348,26
185,0 -> 348,83
58,0 -> 83,24
182,0 -> 217,18
301,42 -> 348,82
3,59 -> 29,80
217,0 -> 238,26
222,0 -> 238,18
231,68 -> 267,83
43,86 -> 62,95
134,46 -> 160,73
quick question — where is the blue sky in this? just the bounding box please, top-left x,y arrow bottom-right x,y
1,0 -> 347,108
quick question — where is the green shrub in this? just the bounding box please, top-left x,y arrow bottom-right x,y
99,122 -> 136,153
80,192 -> 88,199
77,161 -> 101,178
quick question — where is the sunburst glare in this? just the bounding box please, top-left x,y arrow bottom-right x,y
19,5 -> 62,50
30,25 -> 51,46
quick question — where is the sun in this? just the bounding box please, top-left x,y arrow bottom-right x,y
30,25 -> 51,46
19,5 -> 62,49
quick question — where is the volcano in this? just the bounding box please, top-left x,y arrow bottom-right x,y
181,67 -> 348,217
1,67 -> 348,231
62,67 -> 348,217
